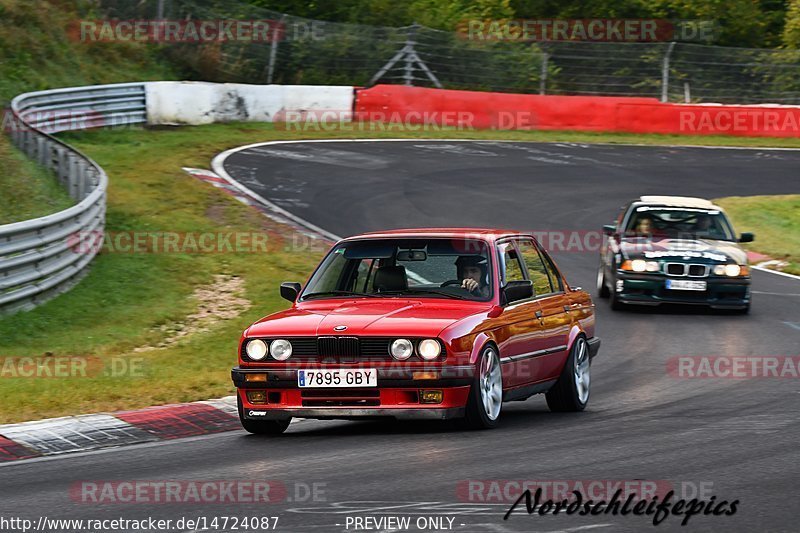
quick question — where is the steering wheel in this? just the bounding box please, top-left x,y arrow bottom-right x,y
440,280 -> 462,288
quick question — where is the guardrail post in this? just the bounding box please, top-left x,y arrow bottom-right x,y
67,154 -> 80,199
37,137 -> 49,167
56,147 -> 68,187
22,129 -> 33,158
77,161 -> 87,200
10,117 -> 21,147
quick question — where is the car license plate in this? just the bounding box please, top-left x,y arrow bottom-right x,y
666,279 -> 707,291
297,369 -> 377,388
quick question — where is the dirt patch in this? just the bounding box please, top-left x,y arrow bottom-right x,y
134,274 -> 250,352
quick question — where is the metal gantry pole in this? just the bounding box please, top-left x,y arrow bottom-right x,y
540,52 -> 549,95
266,16 -> 285,84
403,24 -> 419,86
661,41 -> 676,103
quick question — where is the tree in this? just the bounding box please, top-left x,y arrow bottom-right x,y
784,0 -> 800,48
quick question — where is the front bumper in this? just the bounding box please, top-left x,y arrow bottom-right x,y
614,272 -> 750,309
242,406 -> 465,421
232,366 -> 474,421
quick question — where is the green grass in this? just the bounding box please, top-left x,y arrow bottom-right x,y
0,135 -> 74,223
715,195 -> 800,275
0,1 -> 175,102
0,0 -> 177,225
2,122 -> 800,423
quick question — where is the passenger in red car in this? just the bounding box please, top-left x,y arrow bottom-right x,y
456,256 -> 490,298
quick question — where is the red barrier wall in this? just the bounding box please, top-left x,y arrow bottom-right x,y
355,85 -> 800,138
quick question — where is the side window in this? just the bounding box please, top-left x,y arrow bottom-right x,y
498,243 -> 525,286
517,239 -> 553,295
539,248 -> 564,292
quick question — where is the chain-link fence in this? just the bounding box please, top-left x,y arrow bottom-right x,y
94,0 -> 800,104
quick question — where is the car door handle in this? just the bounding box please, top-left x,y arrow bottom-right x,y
535,310 -> 543,319
564,305 -> 571,312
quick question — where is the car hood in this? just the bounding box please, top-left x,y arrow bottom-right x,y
246,298 -> 488,338
619,237 -> 747,264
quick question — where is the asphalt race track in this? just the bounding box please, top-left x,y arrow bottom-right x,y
3,141 -> 800,532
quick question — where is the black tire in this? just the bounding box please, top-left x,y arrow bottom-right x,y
464,345 -> 503,429
237,396 -> 291,435
546,337 -> 591,412
597,264 -> 610,298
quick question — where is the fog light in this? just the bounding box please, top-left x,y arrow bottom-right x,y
245,373 -> 268,382
420,390 -> 443,404
246,391 -> 267,404
413,371 -> 438,380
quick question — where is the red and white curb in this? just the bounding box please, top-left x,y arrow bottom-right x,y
183,167 -> 337,243
0,396 -> 242,463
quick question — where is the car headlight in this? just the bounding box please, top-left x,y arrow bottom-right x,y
417,339 -> 442,361
269,339 -> 293,361
621,259 -> 659,272
714,264 -> 744,277
245,339 -> 268,361
390,338 -> 413,360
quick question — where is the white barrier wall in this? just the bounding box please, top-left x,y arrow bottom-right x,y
145,82 -> 354,125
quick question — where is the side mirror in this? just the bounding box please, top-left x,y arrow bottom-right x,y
503,280 -> 533,304
739,232 -> 754,243
603,224 -> 616,236
280,282 -> 302,302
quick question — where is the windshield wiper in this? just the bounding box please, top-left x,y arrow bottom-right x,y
382,289 -> 469,300
302,290 -> 382,300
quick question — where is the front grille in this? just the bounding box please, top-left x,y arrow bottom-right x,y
287,338 -> 317,357
338,337 -> 360,357
688,264 -> 708,277
301,389 -> 381,407
666,263 -> 685,276
360,338 -> 392,358
665,263 -> 709,278
318,336 -> 338,357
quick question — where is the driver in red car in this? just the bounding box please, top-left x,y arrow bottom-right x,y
456,256 -> 491,298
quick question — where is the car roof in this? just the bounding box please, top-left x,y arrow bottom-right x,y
342,228 -> 523,242
637,195 -> 718,209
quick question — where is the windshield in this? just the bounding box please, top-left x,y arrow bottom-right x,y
300,238 -> 494,301
625,207 -> 735,241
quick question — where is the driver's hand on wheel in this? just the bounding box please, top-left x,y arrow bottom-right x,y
461,278 -> 479,292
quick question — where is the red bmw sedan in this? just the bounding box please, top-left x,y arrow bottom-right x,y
232,229 -> 600,433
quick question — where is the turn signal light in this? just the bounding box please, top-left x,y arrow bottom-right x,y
245,373 -> 268,382
420,390 -> 443,404
246,391 -> 268,404
413,371 -> 438,380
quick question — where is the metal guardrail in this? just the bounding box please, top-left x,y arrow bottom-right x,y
0,83 -> 146,315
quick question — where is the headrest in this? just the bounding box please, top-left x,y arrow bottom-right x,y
373,265 -> 408,292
